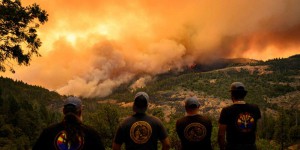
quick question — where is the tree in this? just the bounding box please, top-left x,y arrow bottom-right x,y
0,0 -> 48,72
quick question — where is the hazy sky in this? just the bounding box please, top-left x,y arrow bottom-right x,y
2,0 -> 300,97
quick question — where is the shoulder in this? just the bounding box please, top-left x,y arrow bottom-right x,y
147,115 -> 163,123
245,103 -> 260,111
248,103 -> 259,108
220,105 -> 233,113
81,124 -> 103,138
120,116 -> 135,126
82,124 -> 96,131
198,114 -> 212,123
42,123 -> 63,133
176,116 -> 188,126
246,103 -> 261,118
176,116 -> 187,123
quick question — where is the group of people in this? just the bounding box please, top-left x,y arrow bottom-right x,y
33,82 -> 261,150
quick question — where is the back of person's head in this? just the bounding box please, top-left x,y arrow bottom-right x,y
185,97 -> 200,111
230,82 -> 247,100
62,97 -> 84,145
133,92 -> 149,113
63,96 -> 82,115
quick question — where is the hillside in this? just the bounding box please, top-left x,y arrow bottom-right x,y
106,55 -> 300,109
103,54 -> 300,149
0,77 -> 63,106
105,55 -> 300,119
0,55 -> 299,149
0,77 -> 64,149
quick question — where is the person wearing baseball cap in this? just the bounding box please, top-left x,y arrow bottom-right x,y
33,96 -> 105,150
176,97 -> 212,150
113,92 -> 170,150
218,82 -> 261,150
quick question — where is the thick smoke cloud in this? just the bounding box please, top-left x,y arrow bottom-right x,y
4,0 -> 300,97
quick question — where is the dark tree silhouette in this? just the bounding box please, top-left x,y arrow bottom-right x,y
0,0 -> 48,72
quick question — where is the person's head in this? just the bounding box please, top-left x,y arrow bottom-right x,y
133,92 -> 149,114
63,96 -> 83,118
185,97 -> 200,114
62,97 -> 84,145
230,82 -> 247,101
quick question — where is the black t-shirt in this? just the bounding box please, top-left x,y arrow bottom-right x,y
114,113 -> 168,150
32,122 -> 105,150
176,114 -> 212,150
219,103 -> 261,145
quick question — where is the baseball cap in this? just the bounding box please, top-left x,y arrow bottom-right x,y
185,97 -> 200,108
133,92 -> 149,113
64,96 -> 82,110
230,82 -> 246,91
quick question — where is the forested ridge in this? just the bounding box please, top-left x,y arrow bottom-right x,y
0,77 -> 63,149
0,55 -> 300,149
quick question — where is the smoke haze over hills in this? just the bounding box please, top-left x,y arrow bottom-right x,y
3,0 -> 300,97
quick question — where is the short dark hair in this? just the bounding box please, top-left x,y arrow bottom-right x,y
186,104 -> 198,109
231,90 -> 247,100
133,95 -> 148,113
63,104 -> 81,115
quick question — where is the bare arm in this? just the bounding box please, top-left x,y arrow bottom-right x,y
218,124 -> 227,150
161,137 -> 171,150
112,142 -> 122,150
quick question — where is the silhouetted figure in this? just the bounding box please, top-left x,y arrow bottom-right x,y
33,97 -> 105,150
112,92 -> 170,150
176,97 -> 212,150
218,82 -> 261,150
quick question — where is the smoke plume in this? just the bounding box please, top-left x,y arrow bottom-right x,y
4,0 -> 300,97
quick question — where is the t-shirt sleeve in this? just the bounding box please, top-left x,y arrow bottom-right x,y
32,129 -> 48,150
219,108 -> 228,125
157,119 -> 168,140
114,125 -> 125,144
256,105 -> 261,119
90,129 -> 105,150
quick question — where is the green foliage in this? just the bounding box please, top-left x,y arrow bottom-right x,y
257,112 -> 276,140
264,55 -> 300,76
83,102 -> 127,149
289,126 -> 300,141
0,76 -> 62,149
256,138 -> 280,150
0,0 -> 48,72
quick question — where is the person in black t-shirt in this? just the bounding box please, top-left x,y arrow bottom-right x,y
112,92 -> 171,150
218,82 -> 261,150
176,97 -> 212,150
33,97 -> 105,150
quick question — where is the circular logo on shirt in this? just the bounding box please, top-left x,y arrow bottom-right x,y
55,130 -> 84,150
236,112 -> 255,132
184,123 -> 207,142
130,121 -> 152,144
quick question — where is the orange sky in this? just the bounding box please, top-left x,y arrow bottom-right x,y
2,0 -> 300,97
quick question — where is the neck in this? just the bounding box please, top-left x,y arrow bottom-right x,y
135,112 -> 146,115
186,109 -> 199,116
232,100 -> 246,104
